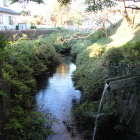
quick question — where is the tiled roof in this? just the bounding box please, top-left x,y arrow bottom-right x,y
0,7 -> 19,15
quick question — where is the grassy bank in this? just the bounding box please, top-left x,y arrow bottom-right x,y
70,18 -> 140,138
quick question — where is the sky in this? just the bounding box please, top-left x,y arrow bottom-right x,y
10,0 -> 54,15
10,0 -> 85,16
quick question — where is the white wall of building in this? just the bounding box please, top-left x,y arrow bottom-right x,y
0,1 -> 3,7
0,0 -> 10,8
0,13 -> 17,30
0,0 -> 18,30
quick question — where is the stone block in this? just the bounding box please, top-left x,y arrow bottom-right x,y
129,94 -> 138,114
109,76 -> 139,90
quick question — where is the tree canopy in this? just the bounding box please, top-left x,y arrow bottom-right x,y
11,0 -> 44,4
85,0 -> 116,12
11,0 -> 71,4
11,0 -> 116,11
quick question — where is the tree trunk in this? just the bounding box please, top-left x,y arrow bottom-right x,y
102,22 -> 108,37
122,0 -> 133,27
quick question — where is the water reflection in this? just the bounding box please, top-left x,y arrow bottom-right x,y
36,59 -> 82,140
55,63 -> 68,76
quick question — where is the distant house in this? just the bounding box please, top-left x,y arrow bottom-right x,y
0,0 -> 19,30
82,18 -> 97,29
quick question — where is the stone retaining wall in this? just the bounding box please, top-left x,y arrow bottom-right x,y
103,75 -> 140,139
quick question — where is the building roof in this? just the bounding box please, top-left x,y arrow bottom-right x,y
0,7 -> 19,15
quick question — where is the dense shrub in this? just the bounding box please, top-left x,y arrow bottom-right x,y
71,39 -> 92,55
1,34 -> 62,139
105,41 -> 140,77
21,29 -> 59,39
4,106 -> 55,140
105,47 -> 124,77
0,29 -> 59,40
86,29 -> 105,43
72,101 -> 98,138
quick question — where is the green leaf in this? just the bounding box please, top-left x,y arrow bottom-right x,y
0,91 -> 8,97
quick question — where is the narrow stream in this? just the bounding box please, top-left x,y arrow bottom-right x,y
35,57 -> 83,140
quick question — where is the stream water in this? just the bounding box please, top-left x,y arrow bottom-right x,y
35,57 -> 83,140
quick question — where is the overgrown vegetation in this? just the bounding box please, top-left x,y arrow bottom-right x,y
0,32 -> 64,139
0,34 -> 9,78
0,29 -> 59,40
0,16 -> 140,139
0,28 -> 85,139
70,19 -> 140,139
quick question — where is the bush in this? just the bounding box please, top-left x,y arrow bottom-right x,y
72,101 -> 98,138
4,106 -> 55,140
105,47 -> 124,77
71,39 -> 92,55
31,25 -> 37,29
86,29 -> 105,43
2,34 -> 62,139
0,29 -> 59,40
105,41 -> 140,77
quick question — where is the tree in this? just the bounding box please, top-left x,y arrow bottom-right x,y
47,0 -> 83,27
20,10 -> 31,16
84,11 -> 117,37
11,0 -> 138,28
49,0 -> 70,27
61,0 -> 138,27
11,0 -> 44,4
85,0 -> 139,27
11,0 -> 71,5
120,0 -> 133,27
33,14 -> 45,24
85,0 -> 116,12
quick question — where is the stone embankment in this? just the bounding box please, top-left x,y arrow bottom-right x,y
104,75 -> 140,139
